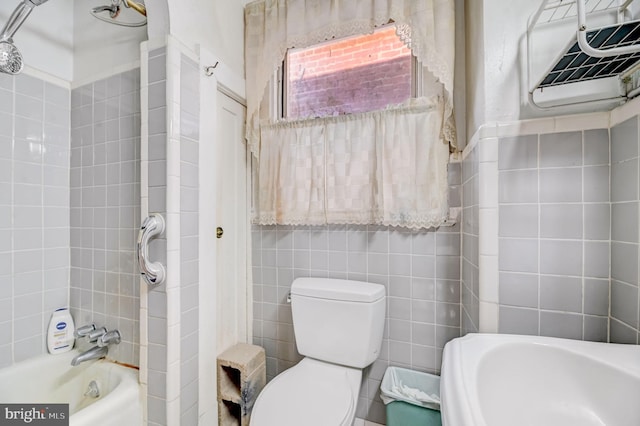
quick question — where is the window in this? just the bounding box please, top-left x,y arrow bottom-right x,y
282,26 -> 415,119
245,0 -> 457,228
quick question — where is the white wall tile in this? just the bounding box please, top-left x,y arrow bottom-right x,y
611,117 -> 638,163
540,311 -> 583,340
478,301 -> 498,333
611,159 -> 638,202
539,168 -> 582,203
584,129 -> 609,166
478,137 -> 498,163
479,208 -> 498,256
540,204 -> 583,239
539,131 -> 582,167
499,306 -> 539,335
479,255 -> 498,303
498,135 -> 537,170
611,242 -> 638,286
499,204 -> 538,238
499,169 -> 538,203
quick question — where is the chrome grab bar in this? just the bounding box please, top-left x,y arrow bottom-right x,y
137,213 -> 166,287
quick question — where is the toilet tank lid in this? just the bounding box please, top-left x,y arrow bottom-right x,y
291,278 -> 385,303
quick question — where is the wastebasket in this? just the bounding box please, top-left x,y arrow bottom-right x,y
380,367 -> 442,426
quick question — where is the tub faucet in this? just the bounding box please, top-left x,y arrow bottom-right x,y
97,329 -> 121,347
86,327 -> 108,343
71,328 -> 121,366
75,323 -> 110,344
75,323 -> 96,338
71,345 -> 108,366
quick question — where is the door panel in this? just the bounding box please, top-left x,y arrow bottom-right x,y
216,91 -> 249,354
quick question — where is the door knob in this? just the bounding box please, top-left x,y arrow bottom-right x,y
216,227 -> 224,238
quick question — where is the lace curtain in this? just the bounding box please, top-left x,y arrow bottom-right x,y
256,98 -> 450,228
244,0 -> 457,157
245,0 -> 456,229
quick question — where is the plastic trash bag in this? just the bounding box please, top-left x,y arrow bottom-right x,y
380,366 -> 441,411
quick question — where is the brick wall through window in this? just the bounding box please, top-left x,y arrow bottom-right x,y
286,26 -> 412,119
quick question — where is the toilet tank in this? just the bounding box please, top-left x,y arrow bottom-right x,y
290,277 -> 386,369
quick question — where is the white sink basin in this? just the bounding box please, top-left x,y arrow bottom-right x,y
441,333 -> 640,426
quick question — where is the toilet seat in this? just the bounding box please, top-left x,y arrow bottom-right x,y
251,358 -> 358,426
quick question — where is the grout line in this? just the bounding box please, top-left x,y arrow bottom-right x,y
581,130 -> 586,340
537,133 -> 541,336
11,76 -> 15,363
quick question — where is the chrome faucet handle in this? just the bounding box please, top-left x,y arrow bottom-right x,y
75,323 -> 97,338
97,330 -> 121,348
87,327 -> 108,343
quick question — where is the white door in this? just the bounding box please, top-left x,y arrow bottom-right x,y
215,90 -> 249,355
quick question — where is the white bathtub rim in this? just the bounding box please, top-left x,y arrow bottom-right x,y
70,361 -> 142,426
0,350 -> 142,426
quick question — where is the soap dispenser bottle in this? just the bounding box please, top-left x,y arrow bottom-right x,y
47,308 -> 75,354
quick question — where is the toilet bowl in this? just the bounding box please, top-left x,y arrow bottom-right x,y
250,278 -> 386,426
250,358 -> 361,426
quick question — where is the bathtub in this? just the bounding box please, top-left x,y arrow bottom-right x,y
441,333 -> 640,426
0,350 -> 142,426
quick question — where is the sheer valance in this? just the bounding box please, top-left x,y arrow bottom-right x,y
244,0 -> 457,159
245,0 -> 456,229
255,98 -> 451,228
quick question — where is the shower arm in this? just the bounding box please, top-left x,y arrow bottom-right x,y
0,0 -> 36,42
123,0 -> 146,17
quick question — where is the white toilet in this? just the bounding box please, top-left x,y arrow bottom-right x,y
251,277 -> 386,426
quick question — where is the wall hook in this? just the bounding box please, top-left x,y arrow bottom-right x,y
205,62 -> 219,76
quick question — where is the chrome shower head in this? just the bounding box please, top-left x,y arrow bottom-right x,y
0,0 -> 49,74
0,41 -> 23,75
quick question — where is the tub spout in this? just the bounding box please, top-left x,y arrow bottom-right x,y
71,345 -> 108,366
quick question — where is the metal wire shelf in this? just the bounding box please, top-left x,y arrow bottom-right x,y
539,20 -> 640,88
533,0 -> 621,26
528,0 -> 640,109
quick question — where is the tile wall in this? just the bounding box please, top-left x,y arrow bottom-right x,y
144,45 -> 169,426
252,163 -> 462,424
69,68 -> 142,366
497,130 -> 610,341
610,116 -> 640,343
0,73 -> 70,366
142,41 -> 202,426
461,145 -> 479,334
179,53 -> 200,426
